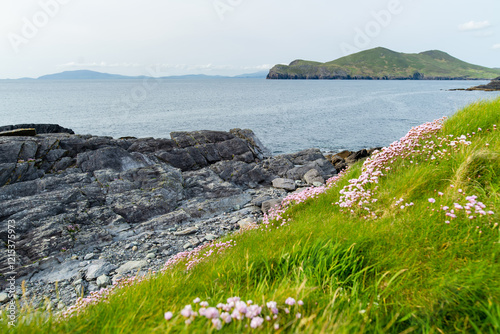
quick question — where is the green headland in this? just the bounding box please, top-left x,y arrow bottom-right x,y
267,47 -> 500,80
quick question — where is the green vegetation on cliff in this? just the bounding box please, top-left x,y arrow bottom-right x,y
267,47 -> 500,80
2,98 -> 500,333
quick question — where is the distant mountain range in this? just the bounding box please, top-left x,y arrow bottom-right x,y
267,47 -> 500,80
7,70 -> 269,80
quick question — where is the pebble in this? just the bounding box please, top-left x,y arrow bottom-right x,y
146,253 -> 156,260
132,246 -> 138,252
84,253 -> 95,260
0,292 -> 9,303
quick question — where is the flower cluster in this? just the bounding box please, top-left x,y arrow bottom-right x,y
66,224 -> 81,233
336,117 -> 446,213
164,296 -> 304,330
162,240 -> 236,272
428,186 -> 495,228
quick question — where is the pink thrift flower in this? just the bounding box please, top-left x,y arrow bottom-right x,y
428,198 -> 436,203
267,301 -> 277,309
235,301 -> 248,314
200,301 -> 209,307
205,307 -> 220,319
296,313 -> 302,319
181,305 -> 193,318
285,297 -> 296,306
164,312 -> 173,320
438,192 -> 444,196
298,300 -> 304,306
274,323 -> 280,330
285,308 -> 290,314
221,312 -> 232,324
445,220 -> 450,224
212,318 -> 222,330
250,317 -> 264,328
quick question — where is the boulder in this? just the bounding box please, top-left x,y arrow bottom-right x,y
86,260 -> 117,280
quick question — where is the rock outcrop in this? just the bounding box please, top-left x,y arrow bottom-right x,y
465,77 -> 500,91
0,125 -> 358,311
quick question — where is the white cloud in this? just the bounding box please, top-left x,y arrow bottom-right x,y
459,20 -> 491,31
493,44 -> 500,50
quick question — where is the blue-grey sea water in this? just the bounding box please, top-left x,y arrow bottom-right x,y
1,79 -> 499,154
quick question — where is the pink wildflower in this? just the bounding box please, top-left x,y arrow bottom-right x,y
285,297 -> 296,306
428,198 -> 436,203
164,312 -> 173,320
212,318 -> 222,330
250,317 -> 264,328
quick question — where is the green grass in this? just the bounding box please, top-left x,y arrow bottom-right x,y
2,98 -> 500,333
268,47 -> 500,79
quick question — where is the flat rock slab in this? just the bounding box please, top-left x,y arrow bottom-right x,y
0,128 -> 37,137
173,226 -> 199,236
272,178 -> 296,191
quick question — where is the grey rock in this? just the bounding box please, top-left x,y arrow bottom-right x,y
116,260 -> 148,275
146,253 -> 156,260
0,292 -> 9,303
262,199 -> 282,214
173,226 -> 199,236
237,218 -> 256,230
84,253 -> 95,261
272,178 -> 296,191
85,260 -> 117,280
205,234 -> 218,241
96,275 -> 111,288
77,147 -> 147,173
304,169 -> 325,185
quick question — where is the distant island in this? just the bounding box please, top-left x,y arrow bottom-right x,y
8,70 -> 269,80
267,47 -> 500,80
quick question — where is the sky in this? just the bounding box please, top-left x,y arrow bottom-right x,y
0,0 -> 499,79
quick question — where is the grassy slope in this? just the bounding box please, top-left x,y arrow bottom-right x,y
3,98 -> 500,333
270,47 -> 500,79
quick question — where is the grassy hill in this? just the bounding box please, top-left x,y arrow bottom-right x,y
267,47 -> 500,80
2,98 -> 500,333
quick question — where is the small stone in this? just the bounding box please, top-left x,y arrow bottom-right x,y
72,279 -> 83,286
238,218 -> 257,230
132,246 -> 138,252
84,253 -> 95,260
146,253 -> 156,260
183,243 -> 193,250
116,260 -> 148,275
0,292 -> 9,303
46,301 -> 54,311
173,226 -> 199,236
96,274 -> 111,288
57,301 -> 65,310
205,234 -> 217,241
313,182 -> 324,187
71,255 -> 78,260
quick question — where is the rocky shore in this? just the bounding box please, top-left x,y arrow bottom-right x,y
450,77 -> 500,91
0,125 -> 372,311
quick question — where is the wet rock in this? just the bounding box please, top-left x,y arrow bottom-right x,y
86,260 -> 117,280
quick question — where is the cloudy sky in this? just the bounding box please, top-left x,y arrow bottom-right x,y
0,0 -> 499,79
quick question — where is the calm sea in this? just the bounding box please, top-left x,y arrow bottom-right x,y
1,79 -> 498,154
